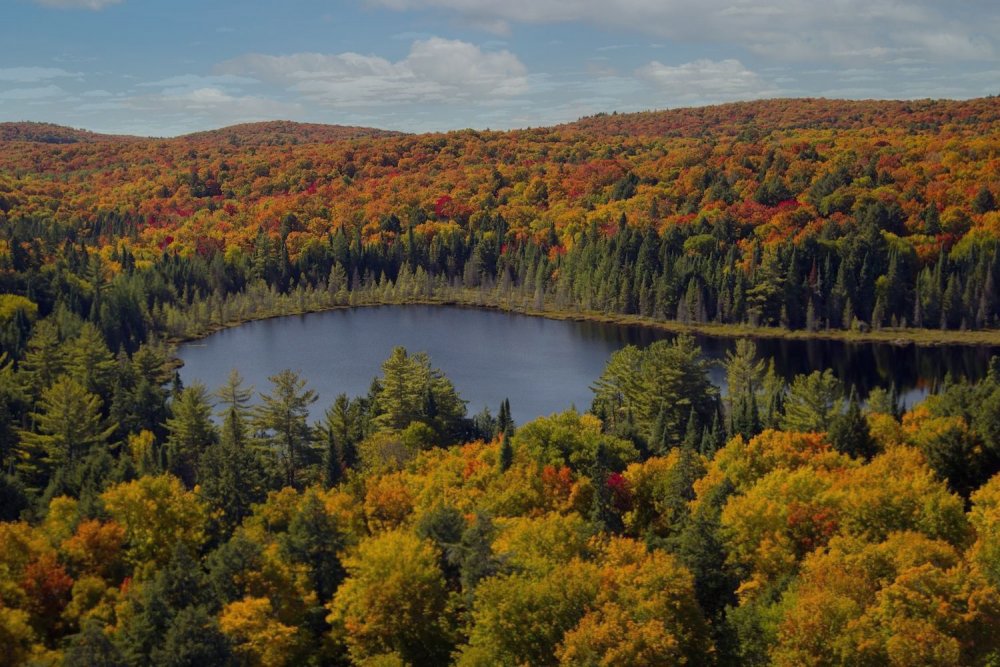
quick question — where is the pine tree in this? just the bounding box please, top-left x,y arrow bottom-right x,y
700,410 -> 725,456
0,353 -> 26,474
19,376 -> 114,486
781,370 -> 844,432
164,382 -> 216,488
198,433 -> 266,535
827,391 -> 876,459
497,398 -> 514,435
64,322 -> 116,397
588,443 -> 623,533
973,186 -> 996,215
683,408 -> 701,450
284,490 -> 346,602
20,320 -> 65,398
499,431 -> 514,471
253,369 -> 318,488
214,369 -> 254,451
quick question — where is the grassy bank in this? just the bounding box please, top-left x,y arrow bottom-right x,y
162,282 -> 1000,354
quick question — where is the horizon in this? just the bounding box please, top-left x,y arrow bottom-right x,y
2,0 -> 998,137
4,94 -> 996,139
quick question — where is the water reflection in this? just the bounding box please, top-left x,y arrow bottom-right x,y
177,305 -> 999,422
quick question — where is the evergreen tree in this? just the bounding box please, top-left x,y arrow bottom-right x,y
20,319 -> 65,398
781,370 -> 844,432
588,442 -> 623,533
253,369 -> 318,489
64,620 -> 127,667
375,347 -> 466,442
683,408 -> 701,450
321,393 -> 363,474
0,353 -> 27,474
214,369 -> 254,451
65,322 -> 116,397
283,490 -> 346,604
671,480 -> 738,621
198,435 -> 266,535
165,382 -> 216,487
730,391 -> 762,441
973,186 -> 997,215
700,410 -> 726,456
827,391 -> 877,459
19,375 -> 114,486
497,397 -> 514,435
151,606 -> 233,667
499,430 -> 513,471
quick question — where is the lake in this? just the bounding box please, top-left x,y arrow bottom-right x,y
177,305 -> 1000,423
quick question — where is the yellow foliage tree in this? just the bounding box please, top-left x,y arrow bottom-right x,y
100,475 -> 209,569
327,530 -> 452,665
219,596 -> 303,667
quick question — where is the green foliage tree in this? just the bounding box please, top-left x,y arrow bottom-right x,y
725,339 -> 766,406
18,375 -> 114,486
514,410 -> 637,473
65,322 -> 116,398
0,352 -> 27,474
165,382 -> 216,487
780,370 -> 844,432
374,346 -> 466,442
20,319 -> 65,398
318,393 -> 363,486
215,369 -> 254,451
592,336 -> 717,449
827,392 -> 876,459
253,370 -> 318,489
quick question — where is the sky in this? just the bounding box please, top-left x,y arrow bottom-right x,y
1,0 -> 998,136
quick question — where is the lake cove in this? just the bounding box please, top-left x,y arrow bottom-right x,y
177,305 -> 1000,423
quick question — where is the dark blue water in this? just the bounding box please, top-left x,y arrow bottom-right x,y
176,305 -> 1000,423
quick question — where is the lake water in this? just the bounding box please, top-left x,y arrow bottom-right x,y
177,305 -> 1000,423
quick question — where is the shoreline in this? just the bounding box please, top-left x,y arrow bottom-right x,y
165,290 -> 1000,351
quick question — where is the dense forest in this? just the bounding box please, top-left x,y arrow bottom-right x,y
4,323 -> 1000,665
1,97 -> 1000,339
2,98 -> 1000,665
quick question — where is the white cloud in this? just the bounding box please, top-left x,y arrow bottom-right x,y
127,87 -> 299,119
0,67 -> 79,83
137,74 -> 258,93
34,0 -> 122,9
368,0 -> 996,62
637,59 -> 778,105
216,37 -> 528,107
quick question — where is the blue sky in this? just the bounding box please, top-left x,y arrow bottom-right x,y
1,0 -> 998,136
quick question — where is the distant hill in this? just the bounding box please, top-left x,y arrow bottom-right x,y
5,98 -> 999,146
176,121 -> 403,146
0,121 -> 143,144
562,97 -> 1000,138
0,120 -> 400,146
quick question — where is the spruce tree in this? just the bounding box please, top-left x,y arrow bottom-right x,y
499,431 -> 514,471
828,392 -> 876,459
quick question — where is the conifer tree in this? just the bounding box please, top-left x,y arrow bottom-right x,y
164,382 -> 216,488
19,376 -> 114,484
499,431 -> 513,472
253,369 -> 318,488
828,391 -> 876,459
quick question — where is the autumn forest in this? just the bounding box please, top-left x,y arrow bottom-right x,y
2,97 -> 1000,665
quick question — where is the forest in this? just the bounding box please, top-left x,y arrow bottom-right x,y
1,98 -> 1000,665
1,97 -> 1000,340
